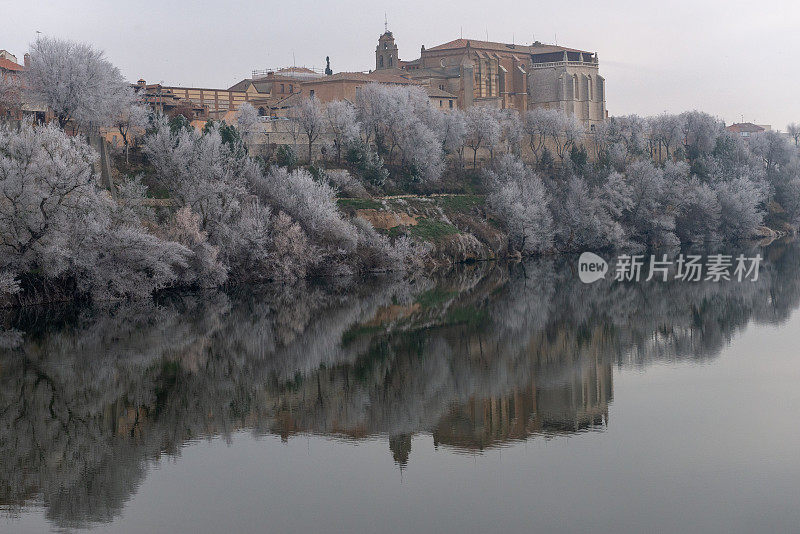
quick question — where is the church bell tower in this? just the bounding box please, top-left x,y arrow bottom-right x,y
375,29 -> 399,70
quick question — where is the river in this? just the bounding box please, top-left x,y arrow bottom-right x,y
2,242 -> 799,533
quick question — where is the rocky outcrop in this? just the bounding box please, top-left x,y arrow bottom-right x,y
355,208 -> 418,229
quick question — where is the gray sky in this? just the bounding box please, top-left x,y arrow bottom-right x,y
4,0 -> 798,129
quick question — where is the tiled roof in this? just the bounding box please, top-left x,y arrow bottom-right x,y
425,87 -> 457,98
252,80 -> 273,93
407,66 -> 462,78
425,38 -> 588,55
726,123 -> 765,133
228,78 -> 253,91
228,78 -> 275,93
302,71 -> 415,85
0,57 -> 24,72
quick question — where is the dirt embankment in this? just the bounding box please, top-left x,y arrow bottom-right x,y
337,195 -> 508,266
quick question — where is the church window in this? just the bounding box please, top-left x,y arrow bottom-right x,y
379,56 -> 384,67
388,57 -> 393,66
573,75 -> 579,99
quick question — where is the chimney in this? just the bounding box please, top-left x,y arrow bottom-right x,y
23,53 -> 30,68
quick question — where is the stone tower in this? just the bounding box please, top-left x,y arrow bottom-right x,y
375,31 -> 398,70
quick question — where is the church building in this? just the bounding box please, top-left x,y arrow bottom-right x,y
374,30 -> 607,126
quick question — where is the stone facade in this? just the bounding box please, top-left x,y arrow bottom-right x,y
394,35 -> 607,126
375,31 -> 399,70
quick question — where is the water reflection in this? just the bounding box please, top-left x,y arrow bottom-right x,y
2,242 -> 800,530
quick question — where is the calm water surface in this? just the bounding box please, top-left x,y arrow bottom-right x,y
2,243 -> 800,533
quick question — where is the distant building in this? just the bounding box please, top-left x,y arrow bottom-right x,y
133,80 -> 206,118
0,49 -> 21,65
302,70 -> 409,99
0,49 -> 49,123
0,51 -> 25,122
227,67 -> 324,116
373,30 -> 607,126
726,122 -> 766,137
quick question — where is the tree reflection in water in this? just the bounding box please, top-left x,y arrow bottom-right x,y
2,242 -> 800,529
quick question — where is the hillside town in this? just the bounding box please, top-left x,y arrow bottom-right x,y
1,30 -> 800,308
4,5 -> 800,533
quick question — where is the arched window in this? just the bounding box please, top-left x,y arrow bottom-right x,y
379,56 -> 384,67
388,57 -> 393,66
573,75 -> 579,100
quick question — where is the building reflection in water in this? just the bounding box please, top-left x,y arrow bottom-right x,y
1,241 -> 799,529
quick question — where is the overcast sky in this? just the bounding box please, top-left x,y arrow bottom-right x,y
3,0 -> 798,129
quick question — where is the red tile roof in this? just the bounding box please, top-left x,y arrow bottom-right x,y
0,57 -> 24,72
302,71 -> 416,85
726,123 -> 764,134
425,86 -> 457,98
425,38 -> 588,55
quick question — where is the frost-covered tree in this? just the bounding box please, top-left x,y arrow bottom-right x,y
713,177 -> 766,241
143,118 -> 272,281
465,106 -> 501,168
787,123 -> 800,147
26,37 -> 130,131
293,96 -> 325,162
235,102 -> 260,147
326,169 -> 369,198
524,108 -> 559,164
0,121 -> 190,302
499,110 -> 524,156
109,86 -> 149,163
395,111 -> 444,183
749,130 -> 795,179
596,115 -> 648,168
550,176 -> 626,250
680,111 -> 723,161
648,113 -> 685,160
254,166 -> 358,251
660,160 -> 722,242
485,154 -> 552,254
620,160 -> 678,247
441,108 -> 466,161
555,114 -> 585,161
353,84 -> 444,182
326,100 -> 360,163
163,206 -> 228,287
252,166 -> 415,274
